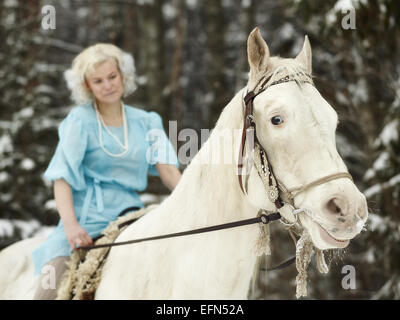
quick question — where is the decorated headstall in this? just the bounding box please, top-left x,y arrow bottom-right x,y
237,70 -> 315,210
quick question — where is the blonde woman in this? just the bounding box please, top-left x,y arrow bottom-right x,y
32,44 -> 181,299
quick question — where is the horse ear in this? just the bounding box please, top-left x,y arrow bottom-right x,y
247,27 -> 270,74
295,35 -> 312,74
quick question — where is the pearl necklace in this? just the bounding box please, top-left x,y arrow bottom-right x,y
94,101 -> 129,158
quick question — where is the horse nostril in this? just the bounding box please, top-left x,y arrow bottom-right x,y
326,198 -> 343,215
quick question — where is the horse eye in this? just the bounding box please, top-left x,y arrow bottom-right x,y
271,116 -> 284,126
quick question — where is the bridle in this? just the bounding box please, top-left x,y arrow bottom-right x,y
237,69 -> 353,227
81,69 -> 354,274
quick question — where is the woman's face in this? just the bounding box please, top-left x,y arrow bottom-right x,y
85,59 -> 124,105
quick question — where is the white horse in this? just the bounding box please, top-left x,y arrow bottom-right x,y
0,28 -> 368,299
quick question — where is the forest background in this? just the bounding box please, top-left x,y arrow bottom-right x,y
0,0 -> 399,299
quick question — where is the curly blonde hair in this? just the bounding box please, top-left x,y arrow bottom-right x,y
64,43 -> 137,105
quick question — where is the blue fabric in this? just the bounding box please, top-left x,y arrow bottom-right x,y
32,103 -> 179,275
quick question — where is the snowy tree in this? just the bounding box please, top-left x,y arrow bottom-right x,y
0,0 -> 398,300
264,0 -> 400,299
0,0 -> 61,247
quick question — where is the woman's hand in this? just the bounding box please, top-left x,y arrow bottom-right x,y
54,179 -> 93,249
64,221 -> 93,250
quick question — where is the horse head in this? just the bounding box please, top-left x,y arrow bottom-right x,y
243,28 -> 368,251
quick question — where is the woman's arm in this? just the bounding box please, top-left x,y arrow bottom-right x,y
155,163 -> 182,191
54,178 -> 92,249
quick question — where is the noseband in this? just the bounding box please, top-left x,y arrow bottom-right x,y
237,70 -> 353,224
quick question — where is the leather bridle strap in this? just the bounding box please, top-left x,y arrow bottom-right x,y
237,73 -> 273,194
237,90 -> 256,192
80,211 -> 281,250
237,75 -> 284,209
81,210 -> 295,272
278,172 -> 354,205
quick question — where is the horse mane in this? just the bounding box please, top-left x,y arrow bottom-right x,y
165,89 -> 247,226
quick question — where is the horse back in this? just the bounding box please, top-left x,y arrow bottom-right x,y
0,237 -> 45,299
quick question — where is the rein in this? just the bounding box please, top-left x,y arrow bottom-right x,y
80,210 -> 294,271
81,211 -> 281,250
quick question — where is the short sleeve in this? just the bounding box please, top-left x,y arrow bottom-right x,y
145,112 -> 179,176
43,111 -> 88,190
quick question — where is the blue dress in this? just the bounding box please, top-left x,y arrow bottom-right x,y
32,103 -> 179,275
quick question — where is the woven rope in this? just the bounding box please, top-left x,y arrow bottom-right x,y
293,230 -> 329,299
252,144 -> 273,257
254,211 -> 271,257
56,205 -> 158,300
295,231 -> 314,299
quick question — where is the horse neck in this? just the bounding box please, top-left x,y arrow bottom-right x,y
165,88 -> 259,226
